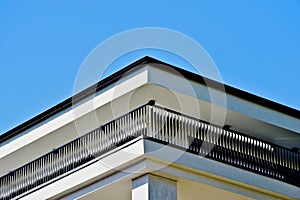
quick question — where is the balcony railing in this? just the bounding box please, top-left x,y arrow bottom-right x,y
1,104 -> 299,199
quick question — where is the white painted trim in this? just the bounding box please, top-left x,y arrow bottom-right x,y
147,63 -> 300,133
2,64 -> 299,159
20,139 -> 299,200
0,67 -> 149,159
20,138 -> 146,200
143,139 -> 300,199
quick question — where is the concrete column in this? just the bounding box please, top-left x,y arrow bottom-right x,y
132,174 -> 177,200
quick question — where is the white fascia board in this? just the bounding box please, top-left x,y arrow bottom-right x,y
146,64 -> 300,133
143,139 -> 300,199
2,63 -> 298,160
22,138 -> 299,200
226,94 -> 300,133
20,138 -> 146,200
0,67 -> 149,159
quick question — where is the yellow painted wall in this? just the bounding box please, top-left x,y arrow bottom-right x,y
178,179 -> 254,200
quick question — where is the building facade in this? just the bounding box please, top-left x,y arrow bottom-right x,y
0,57 -> 299,199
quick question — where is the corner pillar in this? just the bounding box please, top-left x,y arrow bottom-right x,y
132,174 -> 177,200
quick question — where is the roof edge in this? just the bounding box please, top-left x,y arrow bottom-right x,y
1,56 -> 299,143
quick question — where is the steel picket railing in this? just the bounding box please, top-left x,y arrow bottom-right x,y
1,104 -> 299,199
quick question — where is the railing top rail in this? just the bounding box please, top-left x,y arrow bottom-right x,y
151,104 -> 299,153
1,103 -> 299,199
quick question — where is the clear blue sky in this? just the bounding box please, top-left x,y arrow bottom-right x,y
1,1 -> 299,134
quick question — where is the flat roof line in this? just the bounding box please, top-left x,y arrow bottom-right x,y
1,56 -> 299,143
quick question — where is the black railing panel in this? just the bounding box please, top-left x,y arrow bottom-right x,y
150,106 -> 300,187
0,105 -> 299,199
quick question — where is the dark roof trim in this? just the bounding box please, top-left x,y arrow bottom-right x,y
1,56 -> 299,143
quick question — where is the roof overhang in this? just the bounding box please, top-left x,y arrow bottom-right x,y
0,57 -> 299,176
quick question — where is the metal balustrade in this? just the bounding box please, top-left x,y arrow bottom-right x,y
1,104 -> 299,199
149,106 -> 300,185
